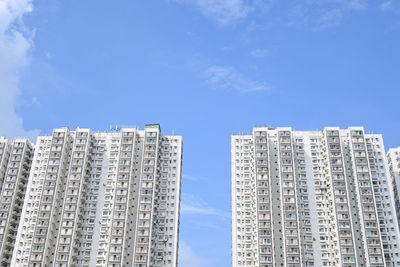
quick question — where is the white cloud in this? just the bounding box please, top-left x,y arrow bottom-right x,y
169,0 -> 251,25
181,193 -> 229,217
251,48 -> 269,57
179,241 -> 210,267
205,65 -> 270,93
0,0 -> 39,140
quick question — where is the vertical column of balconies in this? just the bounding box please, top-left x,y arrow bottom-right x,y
366,136 -> 400,266
232,136 -> 257,266
11,136 -> 52,266
253,129 -> 273,267
133,126 -> 160,266
0,139 -> 33,266
55,129 -> 91,266
303,135 -> 328,265
150,137 -> 176,266
125,131 -> 143,266
150,141 -> 167,266
366,137 -> 387,263
97,133 -> 121,265
387,148 -> 400,235
349,129 -> 385,266
238,136 -> 258,266
0,138 -> 11,191
75,131 -> 94,266
266,131 -> 284,267
311,137 -> 330,264
106,129 -> 137,266
311,135 -> 339,266
28,128 -> 71,266
166,136 -> 182,267
0,137 -> 11,200
324,129 -> 358,267
277,129 -> 302,267
87,134 -> 109,267
231,136 -> 240,266
133,125 -> 160,266
387,149 -> 400,234
0,138 -> 10,261
294,137 -> 314,266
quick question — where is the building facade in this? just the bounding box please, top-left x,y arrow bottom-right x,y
231,126 -> 400,267
388,147 -> 400,233
0,137 -> 34,266
5,125 -> 182,267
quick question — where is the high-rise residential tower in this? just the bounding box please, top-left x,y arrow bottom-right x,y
0,137 -> 34,266
388,147 -> 400,232
8,125 -> 182,267
231,126 -> 400,267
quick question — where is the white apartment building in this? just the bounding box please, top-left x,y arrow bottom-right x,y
232,126 -> 400,267
388,147 -> 400,233
0,137 -> 34,266
8,124 -> 182,267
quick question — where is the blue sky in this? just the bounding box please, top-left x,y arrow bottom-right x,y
1,0 -> 400,266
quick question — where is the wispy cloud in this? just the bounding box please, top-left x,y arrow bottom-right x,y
316,8 -> 343,29
179,241 -> 210,267
251,48 -> 269,58
381,1 -> 392,11
0,0 -> 39,140
380,1 -> 400,14
318,0 -> 366,28
181,193 -> 229,217
343,0 -> 367,11
169,0 -> 252,25
305,0 -> 367,12
205,65 -> 270,93
170,0 -> 368,29
288,0 -> 367,30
